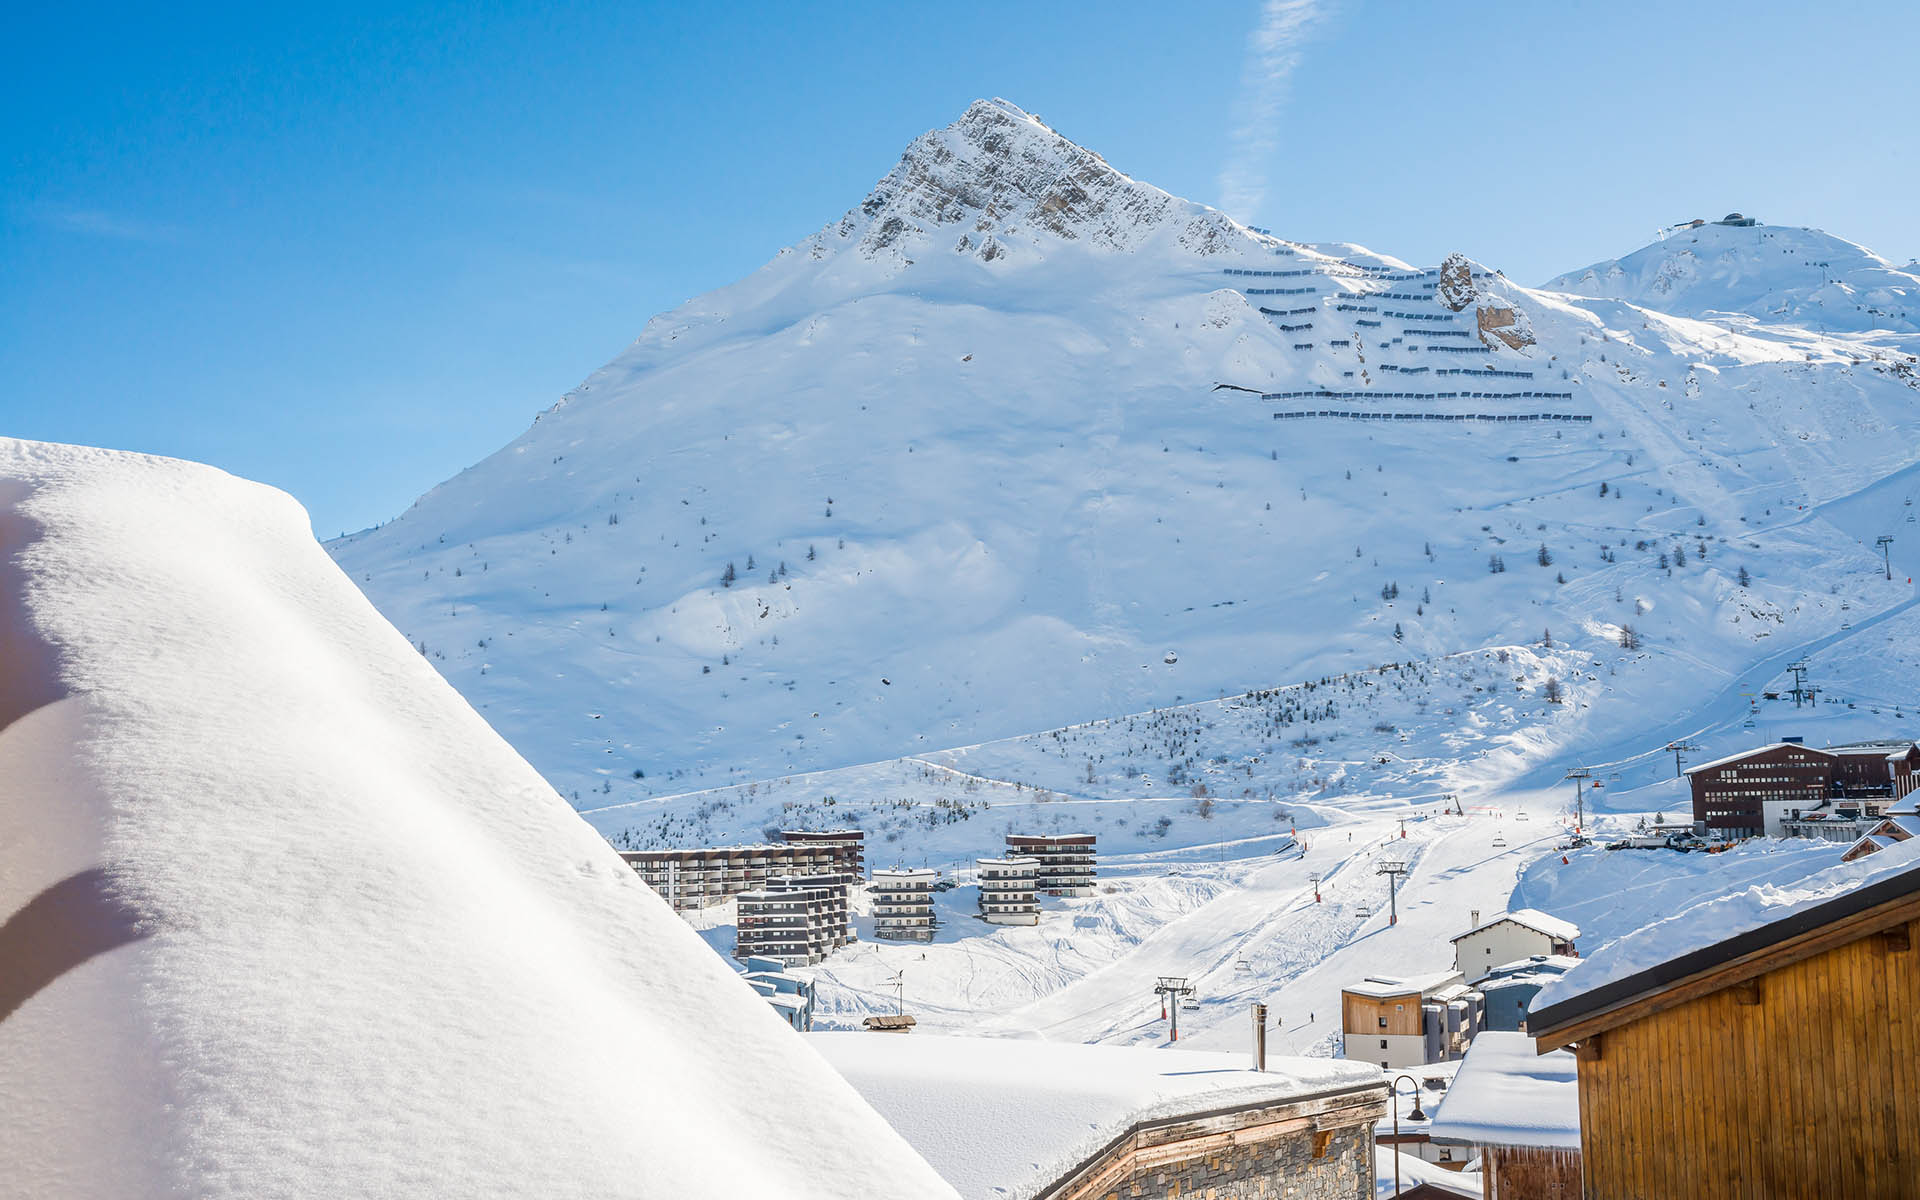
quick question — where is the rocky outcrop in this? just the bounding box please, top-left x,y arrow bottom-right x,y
807,99 -> 1256,266
1438,252 -> 1477,311
1477,304 -> 1535,350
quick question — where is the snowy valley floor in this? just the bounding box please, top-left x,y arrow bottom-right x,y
685,783 -> 1846,1060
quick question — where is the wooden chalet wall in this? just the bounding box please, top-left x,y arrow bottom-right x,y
1571,914 -> 1918,1199
1485,1146 -> 1580,1200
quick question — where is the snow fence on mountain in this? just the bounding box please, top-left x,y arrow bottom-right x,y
0,438 -> 956,1199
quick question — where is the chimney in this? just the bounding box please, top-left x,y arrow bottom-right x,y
1470,909 -> 1480,928
1252,1002 -> 1268,1072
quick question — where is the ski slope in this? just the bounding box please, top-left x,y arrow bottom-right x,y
316,97 -> 1917,1080
329,99 -> 1920,826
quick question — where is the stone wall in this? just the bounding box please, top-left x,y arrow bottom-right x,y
1049,1085 -> 1384,1200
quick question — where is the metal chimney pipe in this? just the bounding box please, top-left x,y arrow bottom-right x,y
1252,1002 -> 1268,1072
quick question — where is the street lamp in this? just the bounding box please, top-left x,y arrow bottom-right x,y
1389,1072 -> 1431,1197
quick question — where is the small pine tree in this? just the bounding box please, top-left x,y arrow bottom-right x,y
1544,677 -> 1564,704
807,544 -> 817,561
722,562 -> 736,588
1394,623 -> 1404,642
1537,543 -> 1554,567
1738,565 -> 1752,587
746,554 -> 756,571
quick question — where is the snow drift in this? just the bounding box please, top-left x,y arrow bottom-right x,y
0,438 -> 955,1198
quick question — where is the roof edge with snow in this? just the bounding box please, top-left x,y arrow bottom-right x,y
1531,856 -> 1920,1048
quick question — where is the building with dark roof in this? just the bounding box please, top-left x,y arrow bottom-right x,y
1530,845 -> 1920,1198
1684,740 -> 1918,839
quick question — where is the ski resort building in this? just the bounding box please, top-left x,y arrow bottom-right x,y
1530,843 -> 1920,1199
1685,740 -> 1920,839
779,828 -> 868,874
1426,1032 -> 1580,1200
1451,909 -> 1579,976
1841,792 -> 1920,862
812,1033 -> 1388,1200
977,857 -> 1041,924
741,956 -> 816,1032
1004,833 -> 1096,896
1473,956 -> 1580,1033
618,829 -> 865,911
870,868 -> 937,941
734,873 -> 856,965
1341,971 -> 1485,1070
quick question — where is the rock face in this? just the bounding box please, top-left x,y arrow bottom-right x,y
806,99 -> 1255,266
1478,303 -> 1535,350
1438,252 -> 1478,311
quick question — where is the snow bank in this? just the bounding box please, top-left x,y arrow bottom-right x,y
0,439 -> 955,1198
810,1032 -> 1381,1200
1532,835 -> 1920,1015
1426,1032 -> 1578,1151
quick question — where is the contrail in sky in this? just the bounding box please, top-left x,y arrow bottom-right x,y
1219,0 -> 1331,222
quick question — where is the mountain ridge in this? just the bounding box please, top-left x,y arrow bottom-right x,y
330,100 -> 1920,818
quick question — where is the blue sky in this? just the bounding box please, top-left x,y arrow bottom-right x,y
5,0 -> 1915,537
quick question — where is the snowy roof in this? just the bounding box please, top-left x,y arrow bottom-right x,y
1682,742 -> 1833,775
0,440 -> 955,1200
810,1033 -> 1383,1200
1376,1060 -> 1463,1135
1450,908 -> 1579,944
1532,836 -> 1920,1036
1343,970 -> 1463,999
1427,1033 -> 1580,1151
1475,955 -> 1580,988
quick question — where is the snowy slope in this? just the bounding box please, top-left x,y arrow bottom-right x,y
0,439 -> 954,1199
329,98 -> 1920,822
1544,219 -> 1920,336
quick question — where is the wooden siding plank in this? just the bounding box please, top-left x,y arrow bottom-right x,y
1577,914 -> 1920,1199
1897,918 -> 1919,1188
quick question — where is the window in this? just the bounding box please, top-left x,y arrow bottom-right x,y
1379,1017 -> 1388,1028
1380,1040 -> 1388,1049
1381,1061 -> 1390,1069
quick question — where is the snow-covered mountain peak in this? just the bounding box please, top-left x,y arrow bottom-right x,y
1545,219 -> 1920,336
806,98 -> 1255,266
